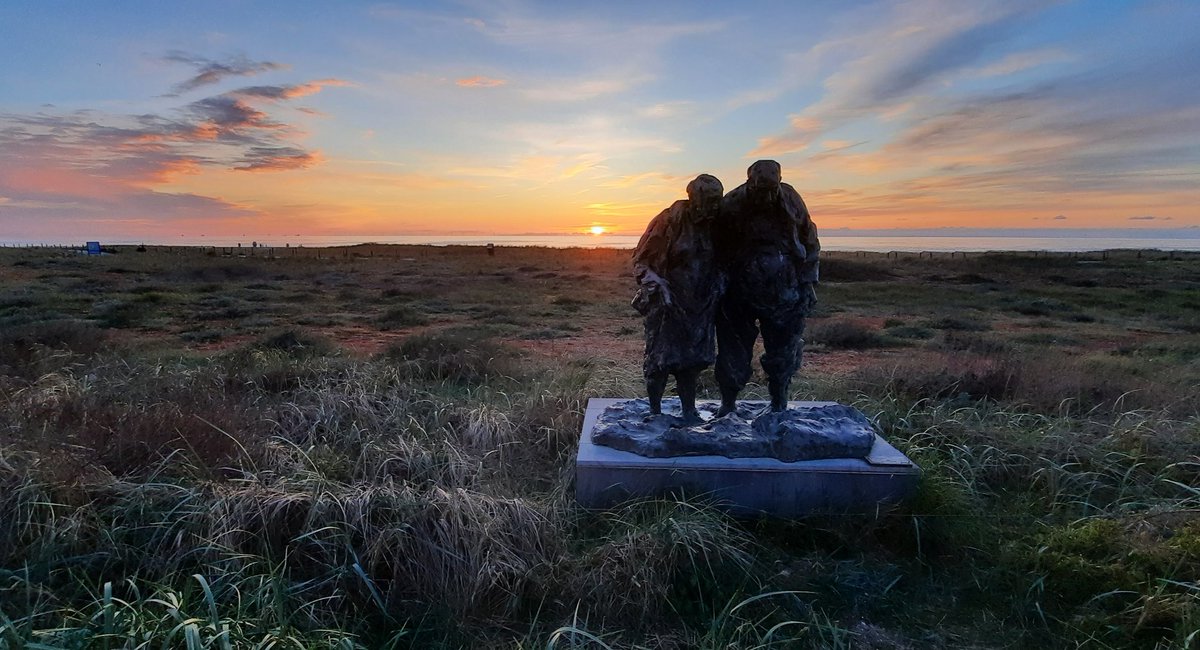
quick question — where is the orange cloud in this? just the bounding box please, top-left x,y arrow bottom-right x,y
456,75 -> 507,88
134,158 -> 204,185
232,78 -> 352,100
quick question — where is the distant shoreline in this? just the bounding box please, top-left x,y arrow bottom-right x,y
5,227 -> 1200,252
5,239 -> 1200,255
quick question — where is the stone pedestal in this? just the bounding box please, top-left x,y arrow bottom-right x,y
575,398 -> 920,517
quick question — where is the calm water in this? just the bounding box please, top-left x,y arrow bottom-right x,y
5,232 -> 1200,252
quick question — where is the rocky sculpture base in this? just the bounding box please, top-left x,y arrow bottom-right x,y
591,398 -> 875,461
576,398 -> 920,517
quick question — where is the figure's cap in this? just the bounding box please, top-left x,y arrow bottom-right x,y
686,173 -> 723,201
747,160 -> 782,187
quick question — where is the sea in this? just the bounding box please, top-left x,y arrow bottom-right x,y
5,229 -> 1200,252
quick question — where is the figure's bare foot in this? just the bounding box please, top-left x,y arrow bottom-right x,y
680,409 -> 702,425
770,399 -> 788,412
716,401 -> 737,417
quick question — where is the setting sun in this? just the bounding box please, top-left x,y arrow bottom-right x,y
589,226 -> 606,235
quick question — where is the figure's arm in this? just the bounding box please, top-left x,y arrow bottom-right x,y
632,206 -> 677,305
798,218 -> 820,285
782,185 -> 820,284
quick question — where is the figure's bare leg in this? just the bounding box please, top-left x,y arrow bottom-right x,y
760,315 -> 806,413
717,387 -> 739,417
675,369 -> 701,424
768,378 -> 789,412
646,372 -> 668,415
715,303 -> 757,417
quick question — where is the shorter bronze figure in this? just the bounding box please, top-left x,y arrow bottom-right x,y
632,174 -> 724,423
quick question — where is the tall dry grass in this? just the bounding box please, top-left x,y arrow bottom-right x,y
3,246 -> 1200,647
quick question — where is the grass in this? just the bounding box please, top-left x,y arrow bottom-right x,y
0,245 -> 1199,647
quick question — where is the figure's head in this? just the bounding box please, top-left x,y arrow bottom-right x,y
686,174 -> 723,218
746,159 -> 782,203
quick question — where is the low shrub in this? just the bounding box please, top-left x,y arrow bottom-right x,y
377,304 -> 430,329
180,328 -> 224,343
0,290 -> 39,309
855,348 -> 1197,416
92,298 -> 145,328
382,328 -> 519,383
819,259 -> 895,282
175,262 -> 267,283
252,328 -> 333,357
1009,298 -> 1076,317
922,315 -> 990,331
0,318 -> 106,377
941,331 -> 1011,354
569,499 -> 753,624
8,374 -> 250,481
885,324 -> 935,340
521,328 -> 571,340
549,298 -> 585,314
853,351 -> 1021,402
808,319 -> 892,349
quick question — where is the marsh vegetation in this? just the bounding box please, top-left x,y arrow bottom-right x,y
1,245 -> 1199,648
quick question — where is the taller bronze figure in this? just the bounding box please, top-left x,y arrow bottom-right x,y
632,174 -> 724,423
715,160 -> 820,415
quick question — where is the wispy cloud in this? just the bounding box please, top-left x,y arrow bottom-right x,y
236,147 -> 320,172
456,75 -> 506,88
585,201 -> 667,219
0,53 -> 343,225
751,116 -> 823,157
447,152 -> 605,182
501,115 -> 681,157
463,11 -> 723,58
750,1 -> 1052,157
164,51 -> 288,95
636,102 -> 694,119
969,48 -> 1072,77
522,74 -> 650,102
230,79 -> 351,100
601,171 -> 688,190
739,0 -> 1200,228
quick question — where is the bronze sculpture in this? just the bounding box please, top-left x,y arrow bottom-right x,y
714,160 -> 820,414
632,174 -> 724,423
601,167 -> 875,463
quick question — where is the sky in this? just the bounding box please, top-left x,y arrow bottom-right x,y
1,0 -> 1198,241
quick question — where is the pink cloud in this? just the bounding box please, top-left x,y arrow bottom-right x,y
0,56 -> 345,227
456,75 -> 507,88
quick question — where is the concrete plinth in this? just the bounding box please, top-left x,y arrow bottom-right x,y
575,398 -> 920,517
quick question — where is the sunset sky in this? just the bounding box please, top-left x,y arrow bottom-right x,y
1,1 -> 1198,241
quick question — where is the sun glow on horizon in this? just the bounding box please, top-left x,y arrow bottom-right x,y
589,225 -> 606,235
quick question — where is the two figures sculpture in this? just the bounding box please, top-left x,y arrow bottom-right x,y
633,159 -> 820,424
